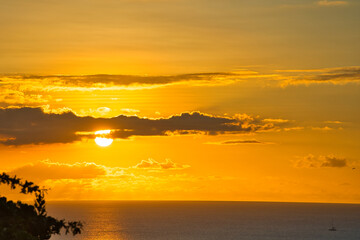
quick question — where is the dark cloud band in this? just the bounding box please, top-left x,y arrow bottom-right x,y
0,107 -> 274,146
1,72 -> 242,88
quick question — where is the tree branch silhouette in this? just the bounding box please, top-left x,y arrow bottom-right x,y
0,172 -> 83,240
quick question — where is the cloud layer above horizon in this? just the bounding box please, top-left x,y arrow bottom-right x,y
0,107 -> 277,146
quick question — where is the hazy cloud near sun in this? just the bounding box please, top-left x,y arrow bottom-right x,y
8,158 -> 190,183
9,160 -> 107,181
133,159 -> 190,170
294,154 -> 349,168
0,107 -> 276,145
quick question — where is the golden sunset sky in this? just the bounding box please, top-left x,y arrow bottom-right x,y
1,0 -> 359,203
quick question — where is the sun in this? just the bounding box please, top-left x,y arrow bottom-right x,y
94,130 -> 113,147
95,137 -> 113,147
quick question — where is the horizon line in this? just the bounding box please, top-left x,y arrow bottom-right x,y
41,199 -> 360,205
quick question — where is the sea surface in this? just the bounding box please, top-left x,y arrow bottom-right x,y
47,201 -> 360,240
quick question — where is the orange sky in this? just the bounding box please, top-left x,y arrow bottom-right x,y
0,0 -> 359,203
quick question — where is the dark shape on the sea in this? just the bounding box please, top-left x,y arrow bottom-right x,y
328,219 -> 337,231
328,226 -> 337,231
0,172 -> 83,240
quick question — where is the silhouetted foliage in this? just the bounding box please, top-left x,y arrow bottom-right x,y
0,172 -> 83,240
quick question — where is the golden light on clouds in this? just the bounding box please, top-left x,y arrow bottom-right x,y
0,0 -> 359,204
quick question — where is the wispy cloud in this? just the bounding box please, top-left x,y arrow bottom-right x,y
263,118 -> 290,123
280,1 -> 349,9
5,159 -> 206,200
0,89 -> 49,105
311,126 -> 334,131
1,66 -> 359,108
324,120 -> 343,124
280,66 -> 360,86
9,160 -> 108,181
283,127 -> 304,131
317,0 -> 348,6
133,159 -> 190,170
205,139 -> 266,145
294,154 -> 348,168
8,158 -> 189,183
120,108 -> 140,114
1,66 -> 359,110
0,71 -> 257,92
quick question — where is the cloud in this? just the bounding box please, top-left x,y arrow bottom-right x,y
280,66 -> 360,86
1,67 -> 359,108
133,159 -> 190,170
0,107 -> 275,145
206,139 -> 264,145
0,71 -> 257,92
120,108 -> 140,114
311,126 -> 333,131
320,156 -> 348,167
310,67 -> 360,81
0,71 -> 268,108
263,118 -> 289,123
76,107 -> 112,117
6,158 -> 188,183
96,107 -> 111,114
283,127 -> 304,131
324,120 -> 342,124
294,154 -> 348,168
317,0 -> 348,6
2,159 -> 199,200
0,89 -> 49,105
9,160 -> 107,181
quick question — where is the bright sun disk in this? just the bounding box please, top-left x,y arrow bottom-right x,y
94,130 -> 113,147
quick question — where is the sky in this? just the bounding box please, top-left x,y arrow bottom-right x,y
0,0 -> 359,203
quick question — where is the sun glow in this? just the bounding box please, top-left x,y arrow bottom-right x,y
95,130 -> 113,147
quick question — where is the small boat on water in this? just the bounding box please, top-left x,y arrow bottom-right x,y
328,226 -> 337,231
328,219 -> 337,231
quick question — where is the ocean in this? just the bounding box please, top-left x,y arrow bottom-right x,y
47,201 -> 360,240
